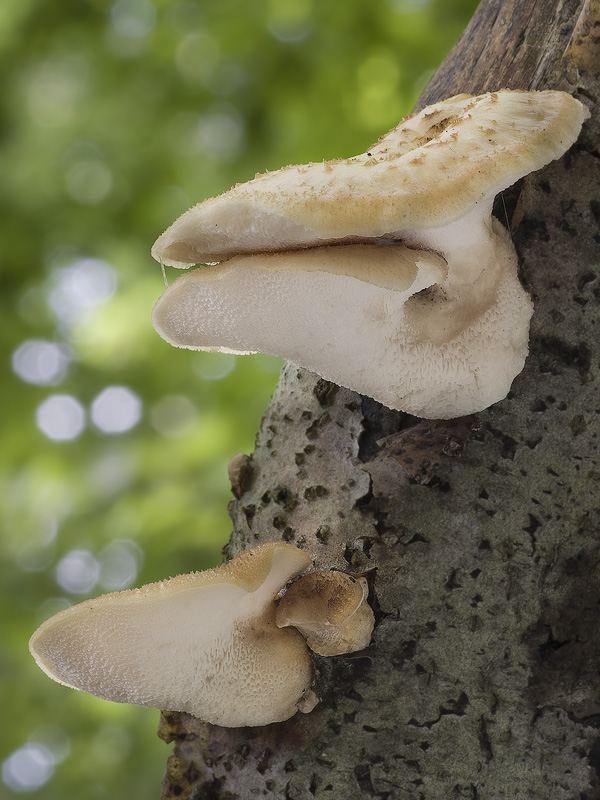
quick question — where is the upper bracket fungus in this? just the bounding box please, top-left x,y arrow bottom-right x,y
29,542 -> 374,728
152,90 -> 589,419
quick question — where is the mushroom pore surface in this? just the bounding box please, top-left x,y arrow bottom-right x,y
29,542 -> 316,727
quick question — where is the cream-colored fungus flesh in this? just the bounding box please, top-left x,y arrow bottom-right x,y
30,542 -> 316,727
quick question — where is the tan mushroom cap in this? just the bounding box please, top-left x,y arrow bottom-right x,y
275,571 -> 375,657
29,542 -> 315,728
152,90 -> 589,268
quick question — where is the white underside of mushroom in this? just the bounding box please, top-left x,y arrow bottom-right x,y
29,543 -> 315,727
153,199 -> 533,419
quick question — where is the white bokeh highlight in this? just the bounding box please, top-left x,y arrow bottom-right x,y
48,258 -> 117,326
98,539 -> 143,591
12,340 -> 71,385
2,744 -> 55,792
91,386 -> 142,434
2,727 -> 71,793
55,550 -> 101,594
36,395 -> 86,441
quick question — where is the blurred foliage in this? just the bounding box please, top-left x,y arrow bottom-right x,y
0,0 -> 479,796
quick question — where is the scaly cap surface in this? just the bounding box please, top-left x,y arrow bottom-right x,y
152,90 -> 589,267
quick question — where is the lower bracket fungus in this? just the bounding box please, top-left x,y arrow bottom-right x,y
29,542 -> 374,728
151,90 -> 589,419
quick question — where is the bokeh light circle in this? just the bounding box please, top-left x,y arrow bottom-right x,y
91,386 -> 142,434
36,395 -> 86,441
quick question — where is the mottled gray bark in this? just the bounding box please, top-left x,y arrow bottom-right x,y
160,0 -> 600,797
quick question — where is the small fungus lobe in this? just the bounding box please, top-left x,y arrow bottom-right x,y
30,542 -> 374,727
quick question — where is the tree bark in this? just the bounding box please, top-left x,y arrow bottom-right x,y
159,0 -> 600,797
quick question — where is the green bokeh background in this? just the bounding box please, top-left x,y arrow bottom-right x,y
0,0 -> 478,796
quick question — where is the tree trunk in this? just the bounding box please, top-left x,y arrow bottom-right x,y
159,0 -> 600,797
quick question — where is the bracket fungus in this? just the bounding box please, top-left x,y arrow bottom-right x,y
29,542 -> 374,728
276,570 -> 375,657
152,90 -> 589,419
